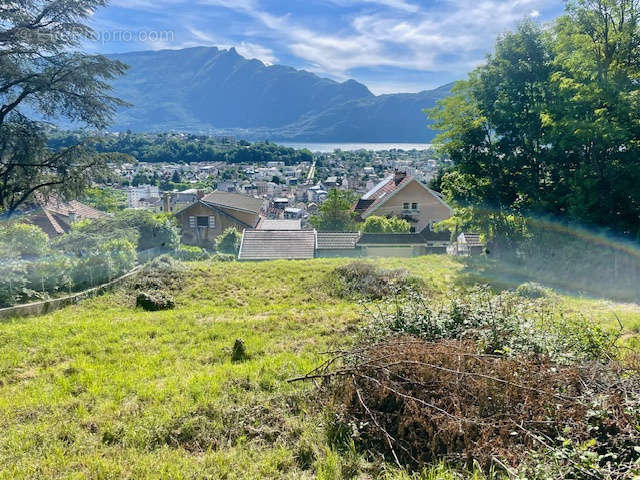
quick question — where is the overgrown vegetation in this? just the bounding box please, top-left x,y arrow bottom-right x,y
0,211 -> 180,308
291,265 -> 640,478
0,257 -> 638,479
328,262 -> 424,300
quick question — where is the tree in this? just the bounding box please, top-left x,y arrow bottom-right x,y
171,170 -> 182,183
215,228 -> 242,255
310,189 -> 358,232
428,2 -> 640,246
0,222 -> 49,257
361,216 -> 411,233
81,187 -> 127,213
0,1 -> 128,217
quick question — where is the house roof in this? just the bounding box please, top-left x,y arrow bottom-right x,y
353,173 -> 452,220
238,230 -> 316,260
354,174 -> 412,217
44,199 -> 105,221
201,191 -> 263,214
31,197 -> 107,237
258,219 -> 302,231
316,232 -> 361,250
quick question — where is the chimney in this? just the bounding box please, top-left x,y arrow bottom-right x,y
162,193 -> 171,212
394,170 -> 407,186
68,210 -> 77,223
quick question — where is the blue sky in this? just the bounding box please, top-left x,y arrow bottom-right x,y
89,0 -> 565,94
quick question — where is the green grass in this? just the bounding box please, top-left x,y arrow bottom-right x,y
0,256 -> 638,479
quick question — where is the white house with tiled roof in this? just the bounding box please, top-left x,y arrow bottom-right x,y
353,170 -> 452,233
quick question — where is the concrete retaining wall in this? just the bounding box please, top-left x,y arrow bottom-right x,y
0,267 -> 142,321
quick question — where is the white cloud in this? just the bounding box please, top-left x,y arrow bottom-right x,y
242,0 -> 559,76
235,42 -> 277,64
99,0 -> 562,91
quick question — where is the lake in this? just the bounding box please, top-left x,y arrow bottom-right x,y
280,142 -> 433,153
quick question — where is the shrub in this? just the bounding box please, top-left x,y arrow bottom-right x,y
136,291 -> 175,311
329,262 -> 423,300
0,223 -> 49,257
211,253 -> 236,262
318,339 -> 640,475
71,239 -> 136,290
515,282 -> 552,299
172,245 -> 210,261
362,287 -> 612,363
25,255 -> 74,295
0,249 -> 31,308
231,339 -> 248,362
59,210 -> 180,254
132,255 -> 185,293
215,228 -> 242,255
360,216 -> 411,233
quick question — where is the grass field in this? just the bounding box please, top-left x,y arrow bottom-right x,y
0,256 -> 638,479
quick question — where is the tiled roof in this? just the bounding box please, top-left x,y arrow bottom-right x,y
44,199 -> 105,221
201,191 -> 263,213
353,174 -> 412,217
316,232 -> 361,250
258,219 -> 302,231
42,208 -> 65,235
238,230 -> 316,260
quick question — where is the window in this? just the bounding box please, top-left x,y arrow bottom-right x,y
195,216 -> 215,228
190,216 -> 216,228
411,203 -> 418,210
403,202 -> 410,210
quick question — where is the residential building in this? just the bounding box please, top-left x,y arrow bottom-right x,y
127,185 -> 160,209
354,170 -> 452,234
175,191 -> 263,246
29,198 -> 106,238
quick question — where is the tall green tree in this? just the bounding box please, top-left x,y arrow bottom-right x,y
0,0 -> 128,217
310,189 -> 358,232
429,1 -> 640,246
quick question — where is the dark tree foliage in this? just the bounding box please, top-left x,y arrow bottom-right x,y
0,0 -> 128,217
429,1 -> 640,243
48,131 -> 315,165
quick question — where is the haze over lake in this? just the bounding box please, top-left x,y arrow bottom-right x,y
280,142 -> 433,153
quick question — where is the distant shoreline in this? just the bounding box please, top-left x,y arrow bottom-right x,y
280,142 -> 433,153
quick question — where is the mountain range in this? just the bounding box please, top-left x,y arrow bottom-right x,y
107,46 -> 453,142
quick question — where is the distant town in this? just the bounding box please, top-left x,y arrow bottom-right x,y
113,145 -> 450,227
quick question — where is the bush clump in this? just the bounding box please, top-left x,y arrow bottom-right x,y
362,287 -> 612,363
211,253 -> 236,262
329,262 -> 423,300
171,245 -> 210,262
516,282 -> 553,299
136,291 -> 175,311
133,255 -> 185,293
231,339 -> 248,362
317,338 -> 640,476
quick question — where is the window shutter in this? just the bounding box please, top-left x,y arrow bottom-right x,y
189,216 -> 196,228
209,216 -> 216,228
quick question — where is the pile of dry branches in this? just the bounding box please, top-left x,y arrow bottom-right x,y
291,337 -> 640,475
